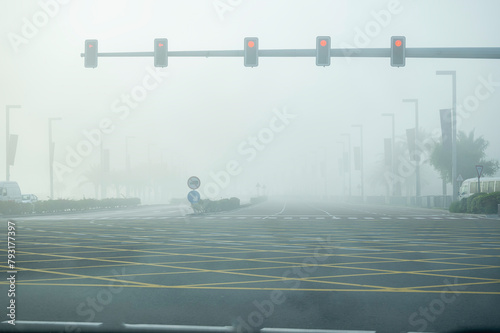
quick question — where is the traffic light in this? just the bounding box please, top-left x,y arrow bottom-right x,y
154,38 -> 168,67
390,36 -> 406,67
316,36 -> 331,66
84,39 -> 98,68
244,37 -> 258,67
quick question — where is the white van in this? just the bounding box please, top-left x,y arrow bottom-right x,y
458,177 -> 500,200
0,181 -> 23,203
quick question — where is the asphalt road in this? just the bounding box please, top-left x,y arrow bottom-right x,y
1,199 -> 500,333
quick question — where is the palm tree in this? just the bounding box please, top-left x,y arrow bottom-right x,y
429,129 -> 499,183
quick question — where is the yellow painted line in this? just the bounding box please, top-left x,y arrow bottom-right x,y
403,279 -> 500,290
0,266 -> 161,288
8,282 -> 500,294
10,244 -> 499,286
0,251 -> 395,291
8,232 -> 500,261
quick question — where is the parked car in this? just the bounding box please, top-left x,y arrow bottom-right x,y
22,194 -> 38,204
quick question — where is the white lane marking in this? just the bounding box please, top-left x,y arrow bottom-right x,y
170,240 -> 193,243
6,321 -> 377,333
263,201 -> 287,219
308,205 -> 340,220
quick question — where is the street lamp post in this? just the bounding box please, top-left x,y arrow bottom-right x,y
436,70 -> 457,202
403,99 -> 420,205
381,113 -> 395,196
337,141 -> 346,196
125,136 -> 135,197
5,105 -> 21,181
48,117 -> 62,199
147,143 -> 156,202
341,133 -> 351,197
352,125 -> 364,201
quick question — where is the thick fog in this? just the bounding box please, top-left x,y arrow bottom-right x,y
1,0 -> 499,203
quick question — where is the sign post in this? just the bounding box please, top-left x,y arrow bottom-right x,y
476,165 -> 483,193
187,176 -> 201,204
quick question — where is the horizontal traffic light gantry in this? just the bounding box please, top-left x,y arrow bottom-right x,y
84,39 -> 98,68
154,38 -> 168,67
244,37 -> 259,67
81,36 -> 500,68
391,36 -> 406,67
316,36 -> 331,66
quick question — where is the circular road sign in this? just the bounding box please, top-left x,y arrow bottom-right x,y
187,176 -> 201,190
187,190 -> 201,204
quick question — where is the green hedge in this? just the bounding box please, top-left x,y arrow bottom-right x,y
191,197 -> 240,214
0,198 -> 141,215
449,192 -> 500,214
250,196 -> 268,204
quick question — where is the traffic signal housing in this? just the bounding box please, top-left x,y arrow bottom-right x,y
84,39 -> 98,68
154,38 -> 168,67
316,36 -> 331,66
244,37 -> 259,67
390,36 -> 406,67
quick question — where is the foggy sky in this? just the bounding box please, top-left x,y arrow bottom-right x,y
1,0 -> 499,201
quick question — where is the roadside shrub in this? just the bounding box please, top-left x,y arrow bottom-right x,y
0,198 -> 141,215
467,193 -> 487,213
474,192 -> 500,214
449,200 -> 463,213
461,192 -> 500,214
191,197 -> 240,214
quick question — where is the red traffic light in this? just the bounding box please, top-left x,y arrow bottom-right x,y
247,41 -> 255,48
394,39 -> 402,47
320,40 -> 327,47
154,38 -> 168,67
84,39 -> 98,68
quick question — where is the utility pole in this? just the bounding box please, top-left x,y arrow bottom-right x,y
5,105 -> 21,181
436,71 -> 458,202
48,117 -> 62,199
